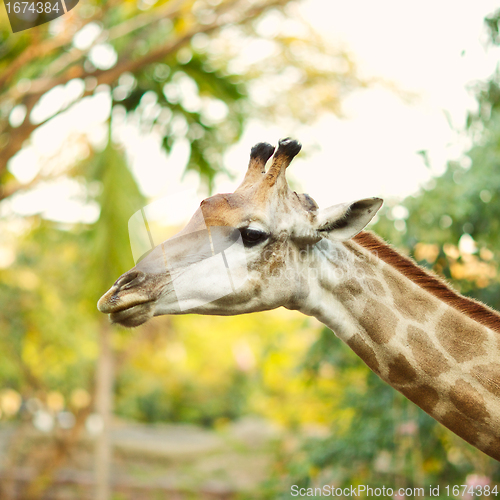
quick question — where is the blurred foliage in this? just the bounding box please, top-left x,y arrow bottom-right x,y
114,312 -> 333,427
373,106 -> 500,310
85,136 -> 146,297
471,7 -> 500,128
0,0 -> 367,196
0,220 -> 97,395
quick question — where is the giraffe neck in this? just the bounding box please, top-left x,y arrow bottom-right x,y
299,232 -> 500,462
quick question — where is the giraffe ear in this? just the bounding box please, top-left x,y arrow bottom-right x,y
314,198 -> 383,241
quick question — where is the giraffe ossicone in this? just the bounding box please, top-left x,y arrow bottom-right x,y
98,139 -> 500,462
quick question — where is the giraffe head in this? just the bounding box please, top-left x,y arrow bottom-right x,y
97,139 -> 383,327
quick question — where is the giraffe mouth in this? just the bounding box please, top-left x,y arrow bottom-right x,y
97,269 -> 161,327
97,283 -> 151,313
108,301 -> 155,328
97,287 -> 156,327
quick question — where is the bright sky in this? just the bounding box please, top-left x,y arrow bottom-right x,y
4,0 -> 500,228
218,0 -> 500,209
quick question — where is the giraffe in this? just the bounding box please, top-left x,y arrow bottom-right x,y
98,139 -> 500,462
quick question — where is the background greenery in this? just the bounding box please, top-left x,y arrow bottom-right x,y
1,0 -> 500,498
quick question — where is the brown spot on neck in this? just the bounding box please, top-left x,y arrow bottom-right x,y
440,410 -> 480,447
387,354 -> 417,386
353,231 -> 500,334
484,437 -> 500,461
436,310 -> 487,363
347,334 -> 380,373
407,325 -> 451,377
384,270 -> 438,321
399,385 -> 439,414
359,298 -> 398,344
334,279 -> 363,302
471,363 -> 500,398
449,379 -> 489,424
366,278 -> 386,297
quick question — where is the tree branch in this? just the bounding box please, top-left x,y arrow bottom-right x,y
0,0 -> 293,185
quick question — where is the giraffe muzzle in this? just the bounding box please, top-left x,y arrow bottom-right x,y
98,270 -> 143,311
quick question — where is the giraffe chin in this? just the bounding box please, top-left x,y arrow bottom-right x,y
109,301 -> 155,328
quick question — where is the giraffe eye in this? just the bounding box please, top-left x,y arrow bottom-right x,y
240,228 -> 269,246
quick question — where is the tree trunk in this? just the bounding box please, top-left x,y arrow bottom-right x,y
94,321 -> 114,500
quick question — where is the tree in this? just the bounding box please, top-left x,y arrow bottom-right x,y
0,0 -> 367,199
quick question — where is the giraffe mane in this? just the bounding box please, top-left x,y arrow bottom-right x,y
353,231 -> 500,334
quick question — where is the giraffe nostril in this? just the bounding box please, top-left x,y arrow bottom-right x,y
114,270 -> 145,290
